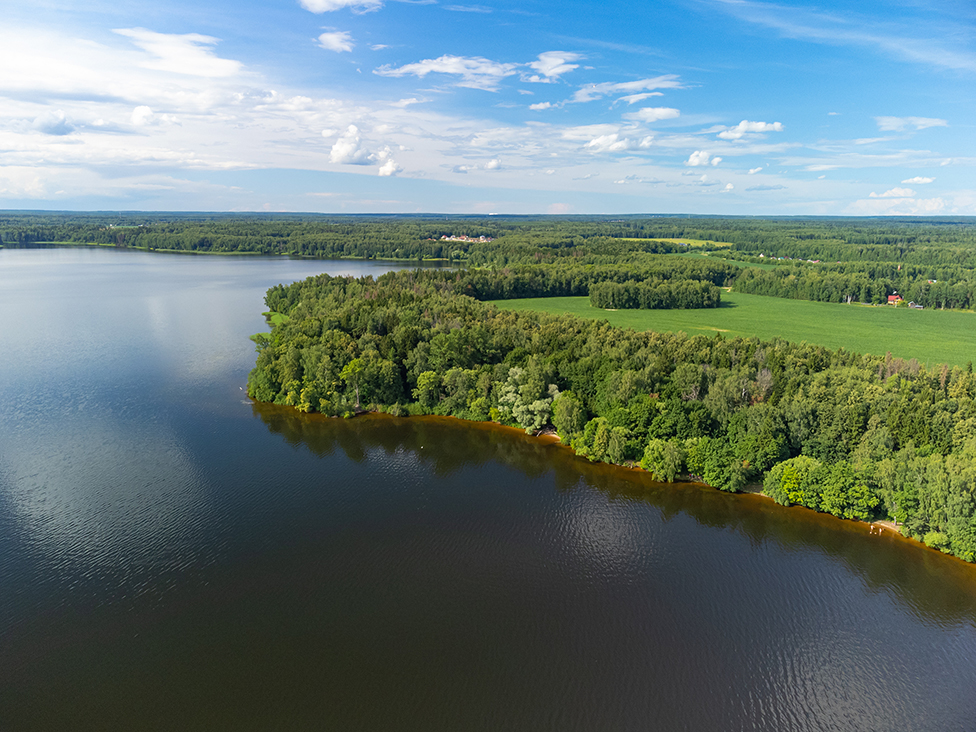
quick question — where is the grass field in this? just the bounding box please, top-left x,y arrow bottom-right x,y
620,237 -> 734,248
673,250 -> 781,270
491,291 -> 976,368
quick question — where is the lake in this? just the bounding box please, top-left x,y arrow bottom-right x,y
1,247 -> 975,731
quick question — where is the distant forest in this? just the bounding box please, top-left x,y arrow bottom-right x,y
5,212 -> 976,310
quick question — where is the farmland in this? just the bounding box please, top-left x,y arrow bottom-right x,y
491,291 -> 976,368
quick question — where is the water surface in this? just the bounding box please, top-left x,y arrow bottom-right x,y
1,248 -> 974,731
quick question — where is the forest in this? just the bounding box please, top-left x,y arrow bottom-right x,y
6,213 -> 976,310
248,266 -> 976,564
5,212 -> 976,561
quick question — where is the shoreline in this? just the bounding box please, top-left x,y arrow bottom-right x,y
250,400 -> 973,569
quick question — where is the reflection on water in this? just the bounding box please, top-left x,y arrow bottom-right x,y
254,404 -> 976,628
1,249 -> 975,731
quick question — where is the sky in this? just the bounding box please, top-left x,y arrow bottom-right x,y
1,0 -> 974,215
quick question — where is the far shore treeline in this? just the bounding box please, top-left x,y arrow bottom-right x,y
7,213 -> 976,309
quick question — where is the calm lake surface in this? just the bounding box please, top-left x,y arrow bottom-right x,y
1,247 -> 975,731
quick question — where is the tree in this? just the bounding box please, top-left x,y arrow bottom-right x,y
641,439 -> 685,482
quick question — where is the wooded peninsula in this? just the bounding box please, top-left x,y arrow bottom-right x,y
5,212 -> 976,562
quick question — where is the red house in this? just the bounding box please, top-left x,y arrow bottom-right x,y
887,294 -> 903,305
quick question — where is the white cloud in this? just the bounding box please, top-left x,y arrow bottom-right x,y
902,176 -> 935,184
444,4 -> 493,12
523,51 -> 581,82
869,187 -> 915,198
300,0 -> 383,13
529,102 -> 552,111
638,136 -> 653,148
317,31 -> 354,53
848,196 -> 947,215
585,134 -> 629,153
374,55 -> 517,90
131,105 -> 155,126
875,116 -> 948,131
622,107 -> 680,123
113,28 -> 241,77
0,167 -> 48,198
717,120 -> 784,140
371,44 -> 389,51
748,167 -> 763,174
378,158 -> 400,176
616,92 -> 663,105
572,75 -> 682,103
710,0 -> 976,73
686,151 -> 721,166
722,183 -> 734,192
330,125 -> 371,165
484,158 -> 501,169
389,97 -> 424,108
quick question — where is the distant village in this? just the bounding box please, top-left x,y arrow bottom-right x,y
436,234 -> 493,243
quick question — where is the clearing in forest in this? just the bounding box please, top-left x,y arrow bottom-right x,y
491,291 -> 976,368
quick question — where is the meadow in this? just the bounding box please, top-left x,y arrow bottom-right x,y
491,291 -> 976,368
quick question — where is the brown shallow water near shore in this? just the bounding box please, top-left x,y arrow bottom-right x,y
255,405 -> 976,629
264,405 -> 976,580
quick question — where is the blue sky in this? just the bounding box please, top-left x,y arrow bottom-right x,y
1,0 -> 974,215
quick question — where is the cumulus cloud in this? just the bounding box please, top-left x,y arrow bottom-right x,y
131,105 -> 155,126
717,120 -> 784,140
317,31 -> 354,53
722,183 -> 734,192
638,136 -> 653,148
32,110 -> 73,135
113,28 -> 241,77
870,187 -> 915,198
686,151 -> 721,167
585,134 -> 629,153
300,0 -> 383,12
523,51 -> 581,82
378,158 -> 400,176
849,197 -> 947,215
572,75 -> 682,103
529,102 -> 552,110
453,159 -> 500,172
330,124 -> 371,165
374,55 -> 517,90
748,167 -> 763,174
875,116 -> 948,131
902,176 -> 935,184
622,107 -> 680,123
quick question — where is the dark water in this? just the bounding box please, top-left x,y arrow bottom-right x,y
1,248 -> 975,731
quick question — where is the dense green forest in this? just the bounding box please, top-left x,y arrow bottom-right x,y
248,267 -> 976,564
6,213 -> 976,311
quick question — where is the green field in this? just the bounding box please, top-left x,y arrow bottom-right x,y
620,237 -> 734,248
491,292 -> 976,368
